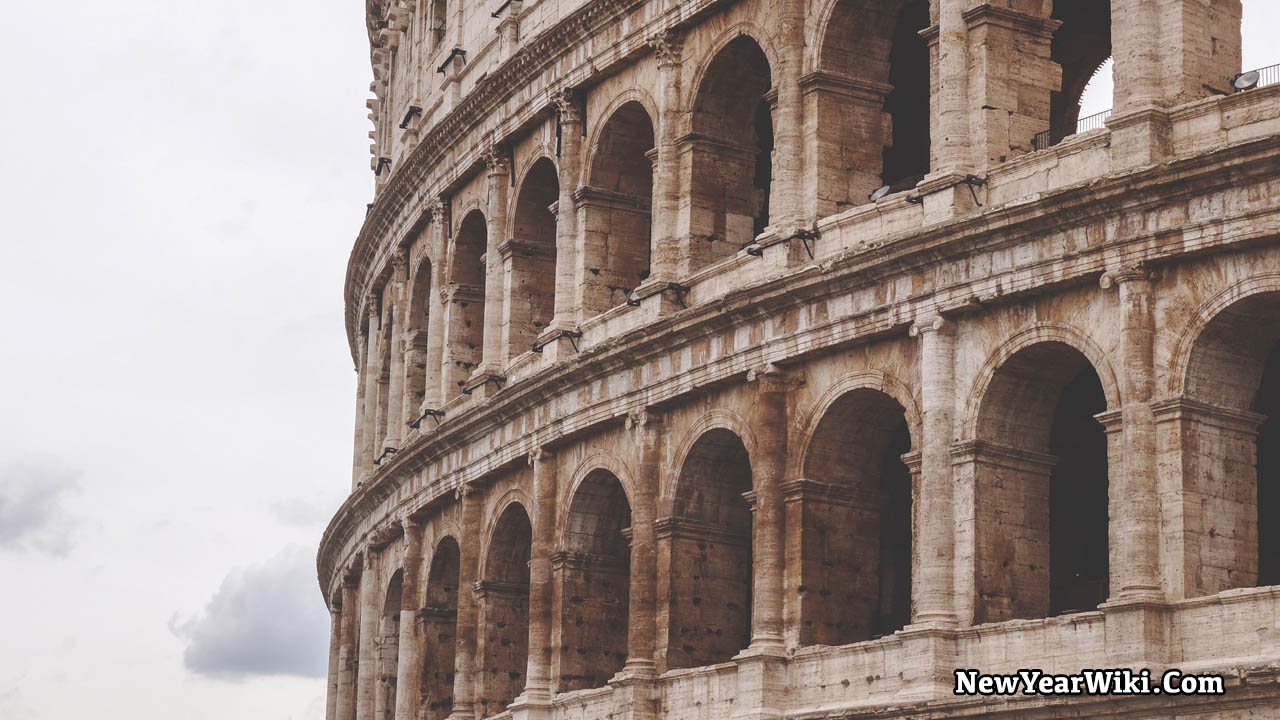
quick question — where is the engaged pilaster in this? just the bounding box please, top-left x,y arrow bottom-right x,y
336,567 -> 361,720
394,517 -> 424,720
423,197 -> 448,413
514,447 -> 557,710
466,147 -> 510,398
385,250 -> 408,451
547,89 -> 583,344
447,485 -> 484,720
355,551 -> 381,720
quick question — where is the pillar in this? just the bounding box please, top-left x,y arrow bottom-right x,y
353,335 -> 368,489
934,0 -> 972,173
356,552 -> 382,720
424,198 -> 448,411
771,0 -> 805,235
550,89 -> 582,334
625,410 -> 660,674
336,570 -> 361,720
747,364 -> 790,650
361,297 -> 382,481
647,32 -> 682,285
327,604 -> 342,720
385,250 -> 408,450
515,447 -> 556,709
1101,267 -> 1163,599
910,314 -> 958,625
465,147 -> 509,396
497,3 -> 522,61
447,486 -> 484,720
394,518 -> 425,720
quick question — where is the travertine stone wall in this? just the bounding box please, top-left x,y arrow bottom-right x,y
323,1 -> 1280,719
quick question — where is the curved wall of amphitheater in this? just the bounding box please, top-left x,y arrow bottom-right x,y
320,0 -> 1280,718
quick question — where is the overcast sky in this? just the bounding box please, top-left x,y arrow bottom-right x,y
0,2 -> 1276,719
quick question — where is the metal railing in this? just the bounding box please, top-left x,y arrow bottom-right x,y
1032,108 -> 1111,151
1237,62 -> 1280,90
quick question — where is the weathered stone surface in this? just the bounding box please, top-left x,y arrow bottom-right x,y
323,1 -> 1280,719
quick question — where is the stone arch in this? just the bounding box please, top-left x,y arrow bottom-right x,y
962,324 -> 1120,442
967,330 -> 1115,623
404,250 -> 434,413
808,0 -> 930,214
477,501 -> 532,715
667,409 -> 758,502
561,449 -> 636,532
684,31 -> 774,267
580,98 -> 657,315
442,209 -> 487,399
420,535 -> 460,720
662,425 -> 754,670
376,568 -> 405,720
507,156 -> 559,355
1170,276 -> 1280,593
792,378 -> 915,646
555,466 -> 633,691
794,370 -> 921,476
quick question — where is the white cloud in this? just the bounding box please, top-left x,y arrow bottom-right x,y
177,545 -> 331,680
0,462 -> 80,557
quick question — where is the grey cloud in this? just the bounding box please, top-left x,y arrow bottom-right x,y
0,462 -> 80,556
269,495 -> 340,530
178,545 -> 330,680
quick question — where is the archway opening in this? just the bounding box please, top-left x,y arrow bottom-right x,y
1044,0 -> 1112,148
420,537 -> 459,720
1184,291 -> 1280,593
664,428 -> 753,669
556,469 -> 632,691
585,101 -> 654,313
799,388 -> 912,646
973,341 -> 1109,622
509,158 -> 559,355
688,36 -> 772,267
814,0 -> 929,213
443,210 -> 486,400
378,570 -> 404,720
478,504 -> 532,715
404,255 -> 433,413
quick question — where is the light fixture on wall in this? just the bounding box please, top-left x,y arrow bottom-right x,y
408,408 -> 445,429
375,156 -> 392,176
626,289 -> 642,306
1232,70 -> 1261,91
399,105 -> 423,129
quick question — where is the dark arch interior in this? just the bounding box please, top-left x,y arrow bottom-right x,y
444,210 -> 486,397
585,101 -> 654,313
510,158 -> 559,351
378,569 -> 405,720
1256,341 -> 1280,586
557,470 -> 632,691
882,0 -> 931,185
802,388 -> 912,645
689,37 -> 772,260
420,538 -> 460,720
667,428 -> 753,669
1049,0 -> 1112,145
478,504 -> 531,715
404,256 -> 433,409
974,342 -> 1109,621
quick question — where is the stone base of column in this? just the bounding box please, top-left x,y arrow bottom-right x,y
1108,107 -> 1172,171
633,276 -> 686,318
730,645 -> 788,720
533,324 -> 581,363
914,171 -> 982,224
508,690 -> 554,720
894,623 -> 958,702
608,663 -> 658,720
1101,597 -> 1170,672
463,367 -> 507,400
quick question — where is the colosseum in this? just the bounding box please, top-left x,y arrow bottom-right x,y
318,0 -> 1280,717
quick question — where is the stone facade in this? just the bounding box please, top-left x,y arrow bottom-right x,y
321,0 -> 1280,718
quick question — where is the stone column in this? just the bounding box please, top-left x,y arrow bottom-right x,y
361,298 -> 382,481
423,198 -> 448,412
327,604 -> 342,720
352,335 -> 368,489
934,0 -> 972,173
625,410 -> 660,674
515,447 -> 556,708
1100,267 -> 1163,600
336,570 -> 361,720
447,486 -> 484,720
550,89 -> 582,334
356,552 -> 382,720
394,518 -> 425,720
747,364 -> 790,650
640,31 -> 682,314
910,315 -> 958,625
468,147 -> 509,393
385,250 -> 408,450
771,0 -> 805,234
